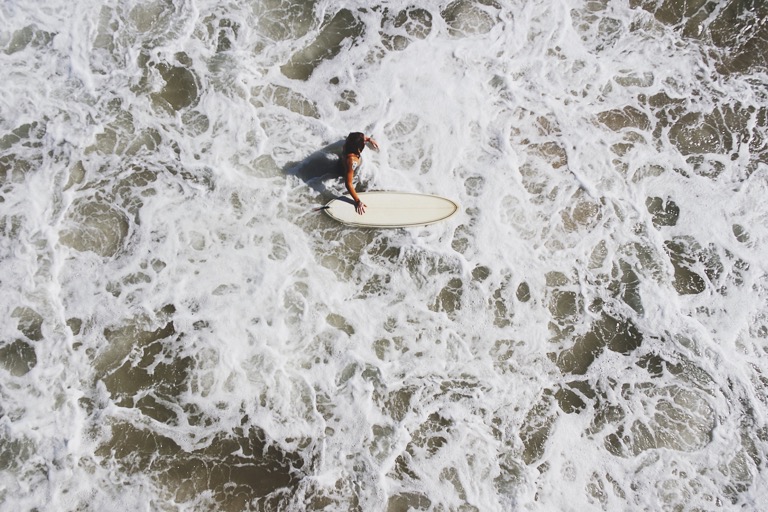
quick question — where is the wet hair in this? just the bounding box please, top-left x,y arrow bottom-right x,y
342,132 -> 366,156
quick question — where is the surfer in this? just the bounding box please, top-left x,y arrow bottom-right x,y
342,132 -> 379,215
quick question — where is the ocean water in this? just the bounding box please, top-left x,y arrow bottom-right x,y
1,0 -> 767,510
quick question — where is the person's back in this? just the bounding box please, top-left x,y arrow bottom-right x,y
341,132 -> 378,215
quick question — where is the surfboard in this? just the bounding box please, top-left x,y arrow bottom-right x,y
323,191 -> 459,228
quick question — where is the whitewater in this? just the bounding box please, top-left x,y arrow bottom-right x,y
1,0 -> 767,510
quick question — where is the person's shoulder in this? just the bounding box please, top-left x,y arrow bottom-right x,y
342,152 -> 356,171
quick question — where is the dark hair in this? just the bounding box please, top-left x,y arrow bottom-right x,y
342,132 -> 366,156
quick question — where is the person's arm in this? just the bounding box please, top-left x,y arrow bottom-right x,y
365,136 -> 379,150
344,154 -> 366,215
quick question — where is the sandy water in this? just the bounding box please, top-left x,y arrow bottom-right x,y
1,0 -> 767,510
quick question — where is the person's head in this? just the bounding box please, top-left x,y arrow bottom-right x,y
343,132 -> 366,156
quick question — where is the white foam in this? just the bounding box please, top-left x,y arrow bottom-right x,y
1,0 -> 767,510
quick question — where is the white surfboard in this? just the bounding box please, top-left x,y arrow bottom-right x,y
323,191 -> 459,228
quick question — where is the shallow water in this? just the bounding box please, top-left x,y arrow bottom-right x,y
1,0 -> 767,510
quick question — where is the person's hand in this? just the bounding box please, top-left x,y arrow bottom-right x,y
366,137 -> 379,150
355,199 -> 366,215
